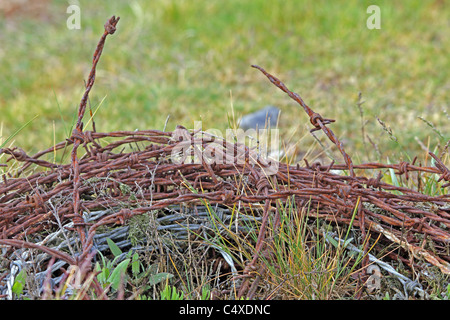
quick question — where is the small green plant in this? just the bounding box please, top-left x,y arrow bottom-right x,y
201,285 -> 211,300
11,269 -> 28,299
95,238 -> 176,298
95,238 -> 131,290
160,284 -> 184,300
258,196 -> 371,299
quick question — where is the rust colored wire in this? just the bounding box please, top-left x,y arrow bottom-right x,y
70,15 -> 120,250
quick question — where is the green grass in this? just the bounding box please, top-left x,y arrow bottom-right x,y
257,197 -> 366,299
0,0 -> 448,163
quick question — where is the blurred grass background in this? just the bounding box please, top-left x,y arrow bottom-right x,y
0,0 -> 448,164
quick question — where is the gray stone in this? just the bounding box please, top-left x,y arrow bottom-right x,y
239,105 -> 280,131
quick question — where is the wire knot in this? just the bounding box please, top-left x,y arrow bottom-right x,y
70,129 -> 85,144
104,16 -> 120,35
366,172 -> 383,189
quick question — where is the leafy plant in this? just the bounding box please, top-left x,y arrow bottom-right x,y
201,285 -> 211,300
94,238 -> 177,300
160,284 -> 184,300
95,238 -> 131,290
11,269 -> 27,299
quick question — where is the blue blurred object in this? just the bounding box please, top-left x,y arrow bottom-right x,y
239,105 -> 280,131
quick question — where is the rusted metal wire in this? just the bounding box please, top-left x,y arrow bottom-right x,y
70,15 -> 120,250
251,64 -> 355,178
1,122 -> 449,298
0,17 -> 449,299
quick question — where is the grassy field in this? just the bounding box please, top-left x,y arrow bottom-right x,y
1,0 -> 448,164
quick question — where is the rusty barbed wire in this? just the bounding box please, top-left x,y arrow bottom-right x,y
1,124 -> 449,297
251,64 -> 355,178
70,15 -> 120,251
